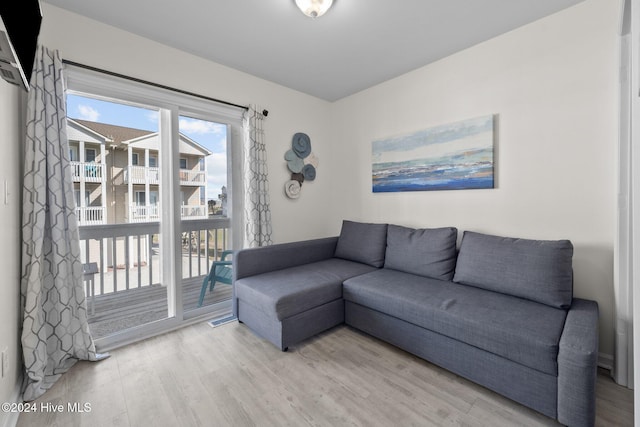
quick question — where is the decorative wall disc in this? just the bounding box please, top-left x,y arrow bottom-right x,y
292,133 -> 312,158
284,180 -> 302,199
302,164 -> 316,181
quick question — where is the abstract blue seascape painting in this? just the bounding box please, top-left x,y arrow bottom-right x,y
372,115 -> 495,192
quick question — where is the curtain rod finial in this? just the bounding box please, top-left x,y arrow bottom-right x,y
262,109 -> 269,117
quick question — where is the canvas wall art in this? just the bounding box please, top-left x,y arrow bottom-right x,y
372,115 -> 495,192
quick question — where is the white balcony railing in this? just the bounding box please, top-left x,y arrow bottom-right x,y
129,205 -> 160,223
125,165 -> 160,185
124,166 -> 204,187
76,206 -> 106,225
78,217 -> 231,296
181,205 -> 208,219
71,162 -> 105,182
179,169 -> 206,186
129,204 -> 208,222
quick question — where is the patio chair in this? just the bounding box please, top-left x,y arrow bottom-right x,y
198,250 -> 233,307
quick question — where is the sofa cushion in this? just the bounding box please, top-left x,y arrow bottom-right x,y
334,220 -> 388,267
235,258 -> 377,321
384,224 -> 458,280
453,231 -> 573,309
343,269 -> 567,375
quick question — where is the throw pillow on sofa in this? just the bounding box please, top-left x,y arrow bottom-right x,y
334,220 -> 388,267
384,224 -> 458,281
453,231 -> 573,308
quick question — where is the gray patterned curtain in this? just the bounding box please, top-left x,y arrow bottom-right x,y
21,46 -> 108,402
242,106 -> 273,247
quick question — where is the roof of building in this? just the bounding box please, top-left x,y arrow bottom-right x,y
68,119 -> 212,156
71,119 -> 153,144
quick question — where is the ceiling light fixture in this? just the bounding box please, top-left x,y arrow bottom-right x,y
295,0 -> 334,18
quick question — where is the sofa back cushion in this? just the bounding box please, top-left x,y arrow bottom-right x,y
453,231 -> 573,308
384,224 -> 458,281
334,220 -> 388,267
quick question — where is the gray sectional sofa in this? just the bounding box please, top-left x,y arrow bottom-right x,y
233,220 -> 599,426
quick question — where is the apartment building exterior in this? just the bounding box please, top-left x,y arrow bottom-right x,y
67,118 -> 211,226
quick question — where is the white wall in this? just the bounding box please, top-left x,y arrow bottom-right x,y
0,80 -> 25,425
329,0 -> 620,357
39,4 -> 335,245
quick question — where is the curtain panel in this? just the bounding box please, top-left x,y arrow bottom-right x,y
242,106 -> 273,248
21,46 -> 107,402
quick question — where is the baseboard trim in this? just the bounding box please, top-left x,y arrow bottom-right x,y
598,352 -> 614,371
1,376 -> 22,427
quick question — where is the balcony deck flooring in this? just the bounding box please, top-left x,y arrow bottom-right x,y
87,276 -> 232,339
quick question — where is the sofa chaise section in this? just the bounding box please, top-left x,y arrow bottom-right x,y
233,224 -> 387,350
235,256 -> 377,350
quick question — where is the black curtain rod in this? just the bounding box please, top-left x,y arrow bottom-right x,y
62,59 -> 251,112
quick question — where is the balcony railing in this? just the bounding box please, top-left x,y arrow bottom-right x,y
71,161 -> 104,182
180,218 -> 230,279
78,217 -> 231,297
125,165 -> 160,184
123,166 -> 205,187
129,204 -> 208,222
76,206 -> 106,225
129,205 -> 160,223
179,169 -> 206,186
181,205 -> 208,219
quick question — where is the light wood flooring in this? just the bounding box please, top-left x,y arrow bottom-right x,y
16,322 -> 633,427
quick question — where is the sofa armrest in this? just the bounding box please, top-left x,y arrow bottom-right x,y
233,237 -> 339,281
557,298 -> 599,427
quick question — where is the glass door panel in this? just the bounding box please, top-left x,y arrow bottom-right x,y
67,94 -> 168,339
177,114 -> 232,316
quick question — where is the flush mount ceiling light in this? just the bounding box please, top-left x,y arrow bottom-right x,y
295,0 -> 334,18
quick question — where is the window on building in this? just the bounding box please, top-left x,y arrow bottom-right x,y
179,158 -> 187,169
74,190 -> 90,207
85,148 -> 96,163
149,156 -> 157,168
131,153 -> 139,165
135,191 -> 146,206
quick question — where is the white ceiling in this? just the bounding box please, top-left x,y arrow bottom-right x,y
42,0 -> 586,102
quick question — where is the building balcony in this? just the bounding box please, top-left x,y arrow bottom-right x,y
124,165 -> 160,185
179,169 -> 206,186
76,206 -> 106,225
124,166 -> 205,187
71,161 -> 105,183
129,204 -> 160,223
181,205 -> 208,219
129,204 -> 208,222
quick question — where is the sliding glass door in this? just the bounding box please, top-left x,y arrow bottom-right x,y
65,64 -> 244,350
